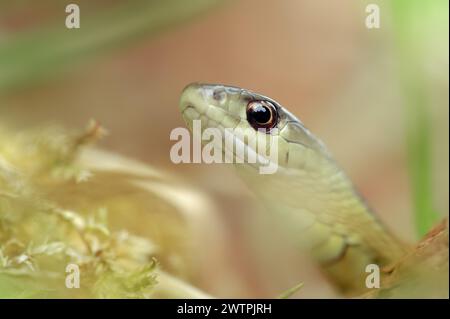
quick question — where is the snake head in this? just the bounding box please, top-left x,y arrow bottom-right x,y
179,83 -> 329,173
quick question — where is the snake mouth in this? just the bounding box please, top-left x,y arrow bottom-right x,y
182,104 -> 195,113
179,82 -> 208,116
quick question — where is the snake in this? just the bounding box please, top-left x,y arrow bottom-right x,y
178,83 -> 409,295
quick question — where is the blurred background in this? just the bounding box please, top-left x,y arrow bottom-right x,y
0,0 -> 448,298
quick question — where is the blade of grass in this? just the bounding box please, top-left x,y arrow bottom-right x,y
277,282 -> 304,299
390,0 -> 446,237
0,0 -> 223,93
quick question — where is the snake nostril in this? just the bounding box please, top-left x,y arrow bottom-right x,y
212,88 -> 226,103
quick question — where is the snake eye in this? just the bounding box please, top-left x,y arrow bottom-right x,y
246,100 -> 278,131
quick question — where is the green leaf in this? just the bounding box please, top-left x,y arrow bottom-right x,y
0,0 -> 222,92
390,0 -> 447,237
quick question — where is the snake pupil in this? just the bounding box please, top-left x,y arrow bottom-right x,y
253,105 -> 270,123
246,100 -> 278,131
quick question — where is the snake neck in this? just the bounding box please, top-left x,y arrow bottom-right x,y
235,162 -> 409,295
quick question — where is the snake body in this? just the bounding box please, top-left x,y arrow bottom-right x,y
179,83 -> 408,294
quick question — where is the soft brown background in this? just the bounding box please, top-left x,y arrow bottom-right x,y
0,0 -> 448,297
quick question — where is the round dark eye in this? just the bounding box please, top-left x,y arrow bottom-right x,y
246,100 -> 278,131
